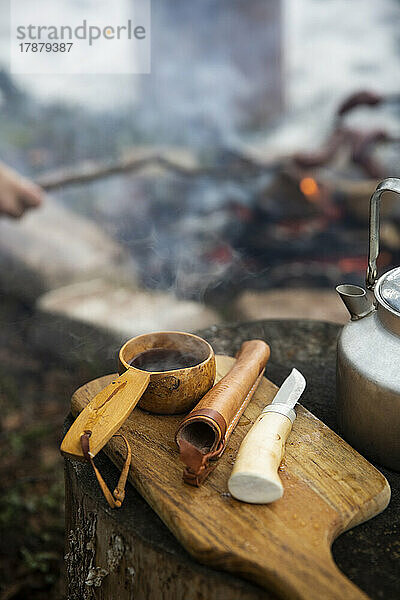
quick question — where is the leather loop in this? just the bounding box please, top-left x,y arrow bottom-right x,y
180,439 -> 224,486
80,431 -> 132,509
81,430 -> 91,460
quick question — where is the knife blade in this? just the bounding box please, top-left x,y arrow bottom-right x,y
228,368 -> 306,504
263,367 -> 306,422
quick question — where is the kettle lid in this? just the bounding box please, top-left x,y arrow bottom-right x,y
375,267 -> 400,315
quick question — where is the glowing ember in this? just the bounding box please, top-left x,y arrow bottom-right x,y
300,177 -> 319,200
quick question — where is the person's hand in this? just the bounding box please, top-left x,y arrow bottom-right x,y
0,162 -> 43,218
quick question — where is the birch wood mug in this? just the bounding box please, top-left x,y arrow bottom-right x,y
61,331 -> 216,462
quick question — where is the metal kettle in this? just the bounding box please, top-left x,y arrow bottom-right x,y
336,178 -> 400,470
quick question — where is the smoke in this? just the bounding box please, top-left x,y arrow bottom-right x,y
75,166 -> 275,304
135,0 -> 282,147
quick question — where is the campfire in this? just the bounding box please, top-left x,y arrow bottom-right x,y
29,90 -> 400,305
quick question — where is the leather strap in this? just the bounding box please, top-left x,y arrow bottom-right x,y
80,430 -> 131,509
180,439 -> 224,486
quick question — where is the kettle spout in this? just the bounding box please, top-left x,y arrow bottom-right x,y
336,284 -> 375,320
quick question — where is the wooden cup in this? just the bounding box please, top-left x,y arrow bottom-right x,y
61,331 -> 215,460
118,331 -> 216,414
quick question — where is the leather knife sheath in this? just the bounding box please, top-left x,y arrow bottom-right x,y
176,339 -> 270,486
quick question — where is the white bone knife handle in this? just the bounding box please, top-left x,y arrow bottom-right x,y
228,409 -> 293,503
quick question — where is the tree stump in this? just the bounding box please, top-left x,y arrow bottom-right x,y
64,442 -> 269,600
64,319 -> 400,600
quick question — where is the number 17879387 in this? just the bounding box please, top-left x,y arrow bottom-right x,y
19,42 -> 73,52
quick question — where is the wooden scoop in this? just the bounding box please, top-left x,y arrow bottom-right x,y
60,331 -> 215,507
60,368 -> 151,461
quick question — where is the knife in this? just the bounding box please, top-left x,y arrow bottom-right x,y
228,368 -> 306,503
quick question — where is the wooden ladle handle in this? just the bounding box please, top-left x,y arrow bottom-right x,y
60,368 -> 150,460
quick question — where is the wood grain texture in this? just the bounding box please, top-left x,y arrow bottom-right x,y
65,458 -> 272,600
70,355 -> 390,600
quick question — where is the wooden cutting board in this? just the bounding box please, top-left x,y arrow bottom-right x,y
71,355 -> 390,600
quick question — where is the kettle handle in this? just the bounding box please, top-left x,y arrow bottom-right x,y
366,177 -> 400,290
